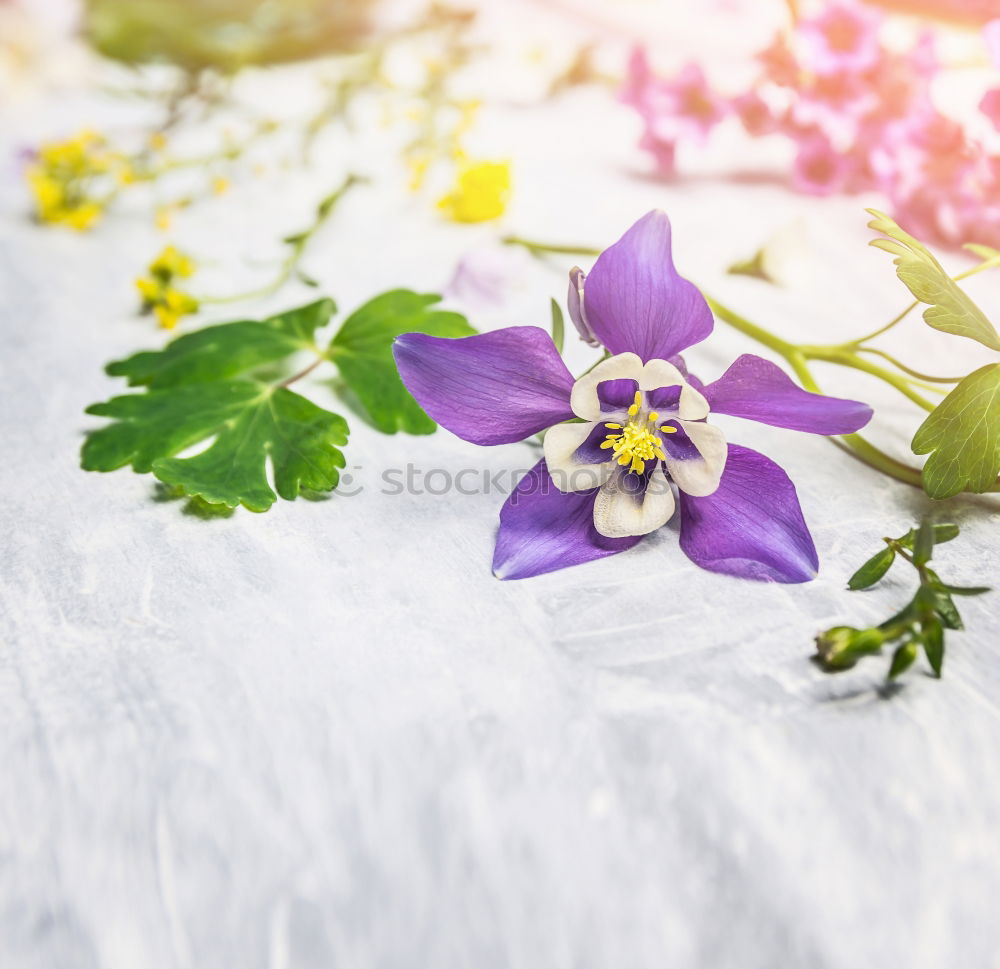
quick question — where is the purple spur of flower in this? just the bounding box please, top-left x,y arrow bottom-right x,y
392,211 -> 873,582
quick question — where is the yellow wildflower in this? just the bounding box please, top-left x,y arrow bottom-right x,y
136,245 -> 199,329
152,289 -> 199,330
437,158 -> 511,223
155,205 -> 174,231
211,176 -> 230,196
150,244 -> 195,280
26,129 -> 123,231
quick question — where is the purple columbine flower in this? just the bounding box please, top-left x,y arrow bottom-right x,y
393,211 -> 872,582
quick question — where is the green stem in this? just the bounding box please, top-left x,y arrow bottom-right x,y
199,173 -> 362,306
278,356 -> 324,388
855,347 -> 963,385
501,235 -> 602,259
704,293 -> 929,488
798,346 -> 937,411
846,254 -> 1000,347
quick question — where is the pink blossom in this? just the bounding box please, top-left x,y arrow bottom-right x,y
732,90 -> 778,136
757,36 -> 799,88
620,6 -> 1000,251
792,135 -> 853,195
797,2 -> 882,77
625,51 -> 726,145
985,19 -> 1000,68
980,88 -> 1000,130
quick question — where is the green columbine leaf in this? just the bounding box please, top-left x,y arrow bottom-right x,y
82,381 -> 347,511
847,545 -> 895,590
154,389 -> 348,511
84,290 -> 470,513
911,363 -> 1000,498
329,289 -> 475,434
108,299 -> 335,389
867,209 -> 1000,352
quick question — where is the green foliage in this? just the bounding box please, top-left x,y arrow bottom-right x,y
911,363 -> 1000,498
867,209 -> 1000,352
84,0 -> 373,71
83,292 -> 476,512
814,520 -> 989,681
108,299 -> 335,389
549,298 -> 565,355
847,546 -> 895,590
329,290 -> 475,434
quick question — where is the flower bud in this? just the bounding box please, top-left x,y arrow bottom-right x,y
815,625 -> 885,670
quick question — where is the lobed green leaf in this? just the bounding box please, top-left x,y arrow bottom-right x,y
867,209 -> 1000,352
329,289 -> 475,434
153,388 -> 348,511
911,363 -> 1000,498
107,299 -> 336,389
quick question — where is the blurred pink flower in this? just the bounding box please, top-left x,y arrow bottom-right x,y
792,135 -> 853,195
732,91 -> 778,137
624,50 -> 726,146
980,88 -> 1000,129
985,19 -> 1000,67
621,6 -> 1000,250
797,2 -> 882,76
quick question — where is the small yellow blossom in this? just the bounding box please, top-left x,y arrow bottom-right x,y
437,158 -> 511,223
150,244 -> 195,279
408,154 -> 431,192
152,289 -> 200,330
26,129 -> 123,231
148,132 -> 168,153
155,205 -> 174,231
136,245 -> 199,329
211,176 -> 230,196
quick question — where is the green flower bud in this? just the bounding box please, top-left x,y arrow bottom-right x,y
815,625 -> 885,670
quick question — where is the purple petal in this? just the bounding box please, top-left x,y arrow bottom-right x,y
573,422 -> 615,464
669,354 -> 704,391
678,444 -> 818,583
567,267 -> 600,346
582,211 -> 714,362
492,460 -> 642,579
703,354 -> 872,434
597,378 -> 638,411
660,422 -> 701,462
393,327 -> 575,445
647,384 -> 682,410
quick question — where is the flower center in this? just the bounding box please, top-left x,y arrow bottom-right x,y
599,390 -> 677,474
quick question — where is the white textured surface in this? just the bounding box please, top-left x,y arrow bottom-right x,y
3,11 -> 1000,969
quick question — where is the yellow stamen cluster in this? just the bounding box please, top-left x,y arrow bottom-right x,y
599,391 -> 677,474
25,129 -> 125,231
135,245 -> 199,330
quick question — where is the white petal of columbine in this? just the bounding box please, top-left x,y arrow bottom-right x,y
544,422 -> 615,493
639,358 -> 710,420
663,420 -> 728,497
569,352 -> 644,421
677,383 -> 710,420
593,464 -> 677,538
638,358 -> 684,391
